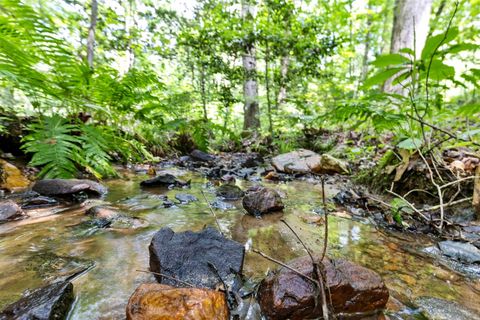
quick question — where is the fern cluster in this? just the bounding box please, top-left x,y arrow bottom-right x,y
22,116 -> 117,179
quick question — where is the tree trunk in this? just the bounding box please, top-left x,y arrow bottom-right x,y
390,0 -> 432,57
385,0 -> 432,93
276,55 -> 289,108
265,39 -> 273,135
242,1 -> 260,133
200,62 -> 208,121
87,0 -> 98,69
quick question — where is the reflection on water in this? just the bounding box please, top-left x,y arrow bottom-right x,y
0,170 -> 479,319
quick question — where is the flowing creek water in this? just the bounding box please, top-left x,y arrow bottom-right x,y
1,167 -> 480,319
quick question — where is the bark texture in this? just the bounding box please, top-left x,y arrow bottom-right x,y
87,0 -> 98,68
385,0 -> 433,93
242,1 -> 260,133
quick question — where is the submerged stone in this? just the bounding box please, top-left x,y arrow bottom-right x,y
216,184 -> 245,200
415,296 -> 480,320
140,173 -> 189,188
257,256 -> 389,319
0,281 -> 74,320
242,188 -> 284,216
126,283 -> 229,320
175,193 -> 198,204
438,240 -> 480,264
149,227 -> 244,289
32,179 -> 107,197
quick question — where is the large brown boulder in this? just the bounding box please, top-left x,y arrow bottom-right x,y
126,283 -> 229,320
257,256 -> 389,319
0,200 -> 24,223
0,159 -> 30,192
242,187 -> 284,216
149,227 -> 244,289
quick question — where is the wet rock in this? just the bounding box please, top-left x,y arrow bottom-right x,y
240,153 -> 263,168
257,256 -> 389,319
24,251 -> 94,282
163,199 -> 175,208
149,227 -> 244,289
438,240 -> 480,263
242,188 -> 284,216
32,179 -> 107,197
190,149 -> 216,162
0,159 -> 30,192
210,200 -> 235,211
216,184 -> 245,200
140,173 -> 190,188
86,205 -> 120,220
0,200 -> 23,223
126,283 -> 229,320
271,150 -> 349,175
175,193 -> 198,204
318,154 -> 349,174
20,196 -> 58,209
0,280 -> 74,320
109,216 -> 149,229
272,149 -> 322,174
415,297 -> 480,320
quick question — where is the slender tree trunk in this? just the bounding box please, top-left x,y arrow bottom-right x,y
359,9 -> 372,83
200,62 -> 208,121
87,0 -> 98,69
276,55 -> 289,108
242,0 -> 260,133
265,39 -> 273,135
385,0 -> 433,93
390,0 -> 432,57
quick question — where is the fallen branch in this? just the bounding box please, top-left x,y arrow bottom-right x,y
420,197 -> 472,212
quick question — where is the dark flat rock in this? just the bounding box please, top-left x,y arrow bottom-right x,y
32,179 -> 107,197
140,173 -> 189,188
149,227 -> 245,289
190,149 -> 216,162
175,193 -> 198,204
0,281 -> 74,320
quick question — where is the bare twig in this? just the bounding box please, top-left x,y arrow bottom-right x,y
136,269 -> 195,287
320,177 -> 329,263
252,249 -> 318,284
386,189 -> 429,221
421,197 -> 472,212
200,190 -> 224,236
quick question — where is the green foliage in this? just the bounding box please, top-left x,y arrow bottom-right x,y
22,116 -> 117,179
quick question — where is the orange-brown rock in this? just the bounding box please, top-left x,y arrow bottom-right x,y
0,159 -> 30,192
257,256 -> 389,319
126,283 -> 229,320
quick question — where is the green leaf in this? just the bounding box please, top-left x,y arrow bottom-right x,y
371,54 -> 411,67
423,60 -> 455,81
364,67 -> 405,87
421,27 -> 459,60
397,138 -> 422,150
443,43 -> 479,54
457,103 -> 480,116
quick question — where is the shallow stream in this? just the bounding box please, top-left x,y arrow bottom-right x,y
1,167 -> 479,319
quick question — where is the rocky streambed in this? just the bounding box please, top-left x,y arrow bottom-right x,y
0,151 -> 480,319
